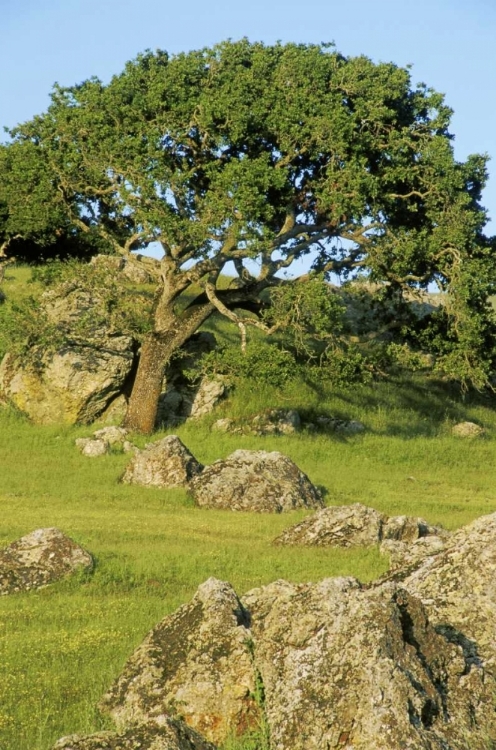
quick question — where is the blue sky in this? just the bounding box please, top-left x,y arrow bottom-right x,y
2,0 -> 495,232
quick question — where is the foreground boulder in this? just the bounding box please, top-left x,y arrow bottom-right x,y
52,719 -> 216,750
402,511 -> 496,669
190,450 -> 323,512
121,436 -> 203,488
273,502 -> 447,549
243,577 -> 492,750
96,573 -> 495,749
101,578 -> 260,745
0,528 -> 93,594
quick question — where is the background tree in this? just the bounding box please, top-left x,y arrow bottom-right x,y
1,39 -> 494,432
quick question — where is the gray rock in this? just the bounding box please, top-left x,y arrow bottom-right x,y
0,528 -> 93,595
402,511 -> 496,672
274,503 -> 386,546
250,409 -> 301,435
98,393 -> 129,425
52,719 -> 216,750
184,378 -> 226,420
93,426 -> 129,445
315,415 -> 365,434
101,578 -> 260,746
274,503 -> 449,548
99,572 -> 495,749
211,418 -> 235,433
122,440 -> 138,454
190,450 -> 323,513
452,421 -> 485,438
121,435 -> 203,488
381,535 -> 448,570
75,438 -> 109,457
0,282 -> 136,425
242,577 -> 493,749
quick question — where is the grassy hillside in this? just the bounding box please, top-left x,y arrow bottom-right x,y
1,266 -> 496,749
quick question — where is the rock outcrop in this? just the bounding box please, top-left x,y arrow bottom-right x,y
0,528 -> 93,594
75,426 -> 135,457
190,450 -> 323,513
101,578 -> 259,745
402,511 -> 496,670
381,535 -> 448,570
243,577 -> 492,750
122,436 -> 203,488
52,719 -> 216,750
92,570 -> 496,749
0,282 -> 136,425
273,502 -> 447,549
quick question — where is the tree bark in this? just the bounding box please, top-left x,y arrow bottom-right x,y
123,299 -> 215,434
122,333 -> 174,434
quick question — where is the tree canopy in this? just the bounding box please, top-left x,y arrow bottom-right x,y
1,39 -> 494,431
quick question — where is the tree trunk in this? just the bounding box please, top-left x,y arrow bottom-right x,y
123,333 -> 174,434
123,296 -> 215,434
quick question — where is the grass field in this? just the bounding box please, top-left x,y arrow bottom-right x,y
2,267 -> 496,749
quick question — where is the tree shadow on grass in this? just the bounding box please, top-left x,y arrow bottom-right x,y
299,373 -> 496,439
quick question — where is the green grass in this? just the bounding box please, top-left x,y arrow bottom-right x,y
2,265 -> 496,748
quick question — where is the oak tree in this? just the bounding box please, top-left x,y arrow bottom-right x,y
1,40 -> 494,432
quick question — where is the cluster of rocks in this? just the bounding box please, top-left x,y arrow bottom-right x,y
52,511 -> 496,749
75,426 -> 136,457
121,436 -> 324,513
212,408 -> 365,436
0,528 -> 92,595
273,502 -> 451,570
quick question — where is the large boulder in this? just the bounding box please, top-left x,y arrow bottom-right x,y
101,578 -> 260,745
273,502 -> 447,548
95,573 -> 495,749
242,576 -> 493,750
0,283 -> 136,425
190,450 -> 323,513
402,511 -> 496,670
52,719 -> 216,750
381,535 -> 448,571
0,528 -> 93,595
121,435 -> 203,488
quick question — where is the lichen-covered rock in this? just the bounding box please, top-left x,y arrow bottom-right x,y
382,514 -> 448,542
381,535 -> 448,570
274,503 -> 386,546
314,415 -> 365,434
242,577 -> 494,750
211,418 -> 235,433
183,378 -> 226,420
101,578 -> 260,745
52,719 -> 216,750
452,421 -> 485,438
190,450 -> 323,513
0,528 -> 93,595
93,426 -> 129,445
274,503 -> 448,548
402,512 -> 496,671
250,409 -> 301,435
121,435 -> 203,488
75,438 -> 109,457
98,394 -> 129,425
0,282 -> 136,425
